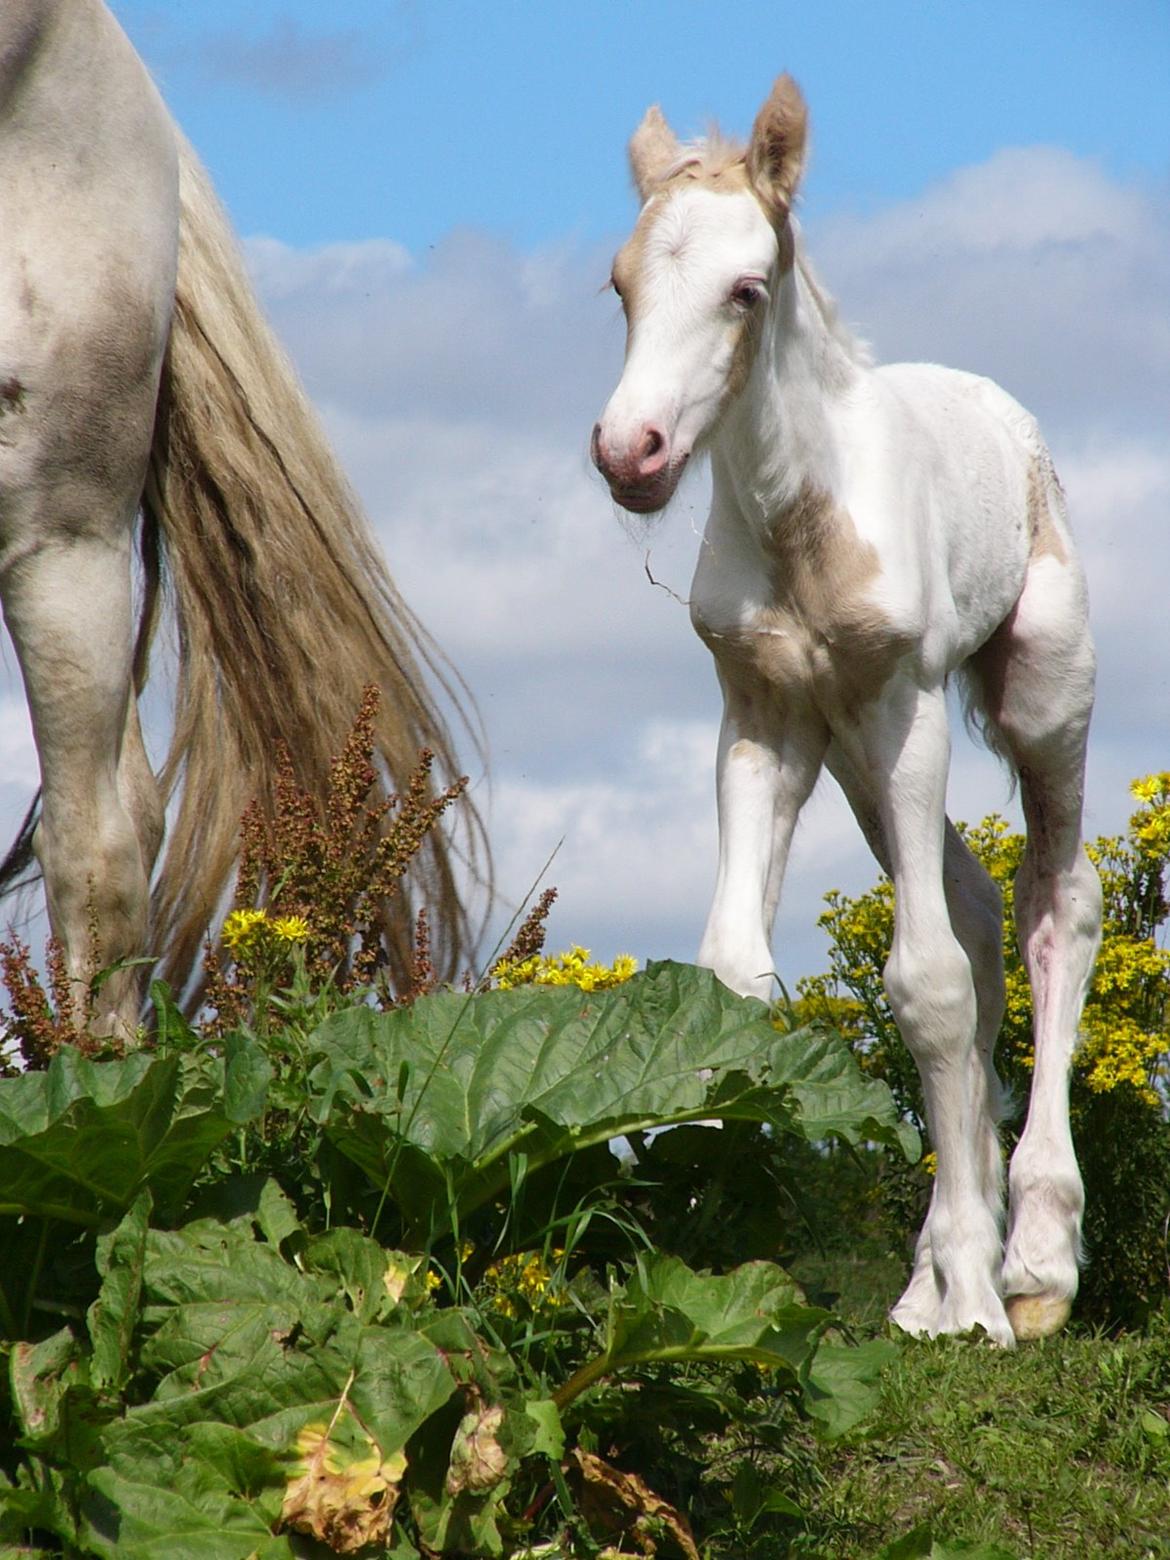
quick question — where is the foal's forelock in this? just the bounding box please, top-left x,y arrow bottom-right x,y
656,134 -> 752,191
615,159 -> 791,327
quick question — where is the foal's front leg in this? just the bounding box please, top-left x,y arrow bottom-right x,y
698,671 -> 827,1000
850,680 -> 1014,1344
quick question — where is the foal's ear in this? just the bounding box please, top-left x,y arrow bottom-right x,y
746,74 -> 808,219
629,105 -> 681,201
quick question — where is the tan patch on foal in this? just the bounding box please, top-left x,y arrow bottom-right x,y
695,482 -> 912,709
1026,457 -> 1068,564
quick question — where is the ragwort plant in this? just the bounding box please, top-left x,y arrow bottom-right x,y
797,773 -> 1170,1327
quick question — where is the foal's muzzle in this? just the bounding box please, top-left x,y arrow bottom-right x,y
591,420 -> 685,513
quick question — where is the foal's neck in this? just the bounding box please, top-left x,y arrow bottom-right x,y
712,250 -> 860,533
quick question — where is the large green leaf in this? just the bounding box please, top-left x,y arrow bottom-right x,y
83,1419 -> 293,1560
0,1038 -> 269,1225
307,961 -> 917,1234
802,1338 -> 899,1438
611,1254 -> 831,1373
556,1255 -> 834,1411
53,1214 -> 455,1558
88,1191 -> 152,1392
133,1219 -> 455,1454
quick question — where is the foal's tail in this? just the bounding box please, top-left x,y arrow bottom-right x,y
141,134 -> 487,999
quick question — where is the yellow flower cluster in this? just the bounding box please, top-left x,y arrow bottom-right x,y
492,945 -> 637,992
274,916 -> 311,942
1129,772 -> 1170,860
1080,1014 -> 1167,1104
222,907 -> 268,951
482,1249 -> 566,1319
421,1244 -> 567,1319
1130,775 -> 1168,804
1076,775 -> 1170,1103
221,907 -> 311,954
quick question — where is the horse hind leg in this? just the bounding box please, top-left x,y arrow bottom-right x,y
970,553 -> 1102,1340
885,820 -> 1010,1334
2,531 -> 164,1038
826,743 -> 1009,1337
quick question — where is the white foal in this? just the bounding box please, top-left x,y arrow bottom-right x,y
591,75 -> 1102,1345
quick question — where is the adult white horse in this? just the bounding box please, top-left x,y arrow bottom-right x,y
0,1 -> 482,1033
592,75 -> 1102,1345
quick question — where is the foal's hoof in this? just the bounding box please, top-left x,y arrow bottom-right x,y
1005,1294 -> 1071,1341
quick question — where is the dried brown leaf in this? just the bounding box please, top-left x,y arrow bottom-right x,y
570,1449 -> 700,1560
281,1419 -> 407,1554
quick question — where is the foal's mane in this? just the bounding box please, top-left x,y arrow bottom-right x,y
793,246 -> 872,369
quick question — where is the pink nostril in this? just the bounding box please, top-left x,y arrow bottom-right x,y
637,424 -> 668,477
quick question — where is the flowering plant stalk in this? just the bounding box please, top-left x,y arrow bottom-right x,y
203,685 -> 467,1033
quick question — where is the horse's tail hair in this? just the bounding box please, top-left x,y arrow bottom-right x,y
141,131 -> 488,1001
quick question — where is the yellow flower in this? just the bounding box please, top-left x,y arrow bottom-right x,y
272,915 -> 310,943
222,907 -> 269,952
1129,774 -> 1169,805
482,1248 -> 566,1315
492,946 -> 638,992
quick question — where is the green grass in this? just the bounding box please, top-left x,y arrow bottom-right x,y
777,1258 -> 1170,1559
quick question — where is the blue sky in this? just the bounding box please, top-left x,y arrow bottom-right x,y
115,1 -> 1170,249
1,2 -> 1167,982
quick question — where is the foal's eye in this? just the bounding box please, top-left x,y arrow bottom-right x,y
730,280 -> 764,310
610,273 -> 624,300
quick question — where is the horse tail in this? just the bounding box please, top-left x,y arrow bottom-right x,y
141,131 -> 487,1000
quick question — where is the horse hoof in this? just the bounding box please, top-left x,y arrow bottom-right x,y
1005,1294 -> 1071,1340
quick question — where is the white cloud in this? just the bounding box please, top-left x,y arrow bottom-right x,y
824,146 -> 1154,261
245,236 -> 412,301
1058,438 -> 1170,785
813,148 -> 1170,444
485,718 -> 717,962
197,19 -> 398,101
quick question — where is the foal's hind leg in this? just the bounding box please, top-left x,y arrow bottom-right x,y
976,554 -> 1101,1339
1,532 -> 163,1037
836,683 -> 1013,1343
828,745 -> 1008,1332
